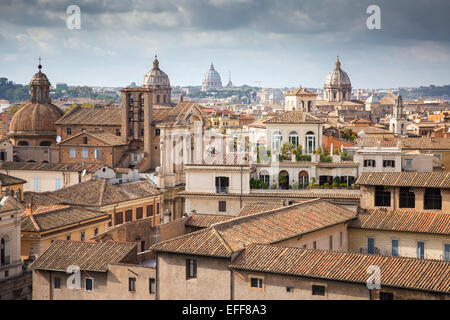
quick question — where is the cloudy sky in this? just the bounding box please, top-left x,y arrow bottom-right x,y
0,0 -> 449,89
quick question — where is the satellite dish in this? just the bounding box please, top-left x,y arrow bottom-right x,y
56,136 -> 61,143
81,169 -> 86,177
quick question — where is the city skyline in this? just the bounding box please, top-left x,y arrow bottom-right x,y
0,0 -> 449,89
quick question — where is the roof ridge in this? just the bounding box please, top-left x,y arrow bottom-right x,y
211,228 -> 233,254
98,179 -> 107,206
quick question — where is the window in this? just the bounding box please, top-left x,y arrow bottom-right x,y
375,186 -> 391,207
392,239 -> 399,257
215,176 -> 229,193
85,278 -> 94,291
141,240 -> 146,252
156,203 -> 160,215
364,159 -> 376,167
94,228 -> 99,237
83,137 -> 88,144
271,131 -> 282,153
286,287 -> 294,293
367,237 -> 375,254
82,149 -> 88,158
115,211 -> 123,225
136,207 -> 143,219
218,201 -> 227,212
80,231 -> 85,241
54,277 -> 61,289
66,128 -> 72,136
260,174 -> 269,185
288,131 -> 299,147
66,235 -> 71,241
312,285 -> 325,296
404,159 -> 412,167
147,205 -> 153,217
149,278 -> 156,294
380,292 -> 394,300
55,178 -> 62,190
33,178 -> 40,191
329,236 -> 333,250
70,148 -> 76,158
305,132 -> 316,154
155,129 -> 160,136
399,187 -> 415,208
250,277 -> 263,288
424,188 -> 442,210
445,244 -> 450,261
129,277 -> 136,292
339,232 -> 343,248
383,160 -> 395,168
116,128 -> 121,136
186,259 -> 197,279
417,241 -> 425,259
313,241 -> 316,249
95,149 -> 101,159
125,210 -> 132,222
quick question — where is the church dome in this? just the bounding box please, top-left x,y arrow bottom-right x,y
324,57 -> 351,88
201,63 -> 222,91
143,55 -> 170,87
8,63 -> 63,143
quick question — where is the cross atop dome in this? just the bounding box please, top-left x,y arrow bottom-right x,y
38,56 -> 42,71
153,55 -> 159,69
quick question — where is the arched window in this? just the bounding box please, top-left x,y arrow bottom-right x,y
305,131 -> 316,154
156,95 -> 160,104
271,131 -> 282,153
18,141 -> 29,146
128,94 -> 134,107
139,94 -> 144,107
299,171 -> 309,187
278,170 -> 289,190
307,101 -> 312,112
288,131 -> 299,147
40,141 -> 51,146
343,92 -> 346,100
333,91 -> 337,100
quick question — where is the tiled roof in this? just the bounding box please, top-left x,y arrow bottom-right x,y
230,244 -> 450,294
55,107 -> 121,126
201,152 -> 250,166
401,137 -> 450,150
356,172 -> 450,188
152,199 -> 356,257
29,240 -> 137,272
0,196 -> 24,213
0,172 -> 26,186
284,88 -> 318,96
263,111 -> 323,124
157,102 -> 205,125
0,161 -> 103,173
59,130 -> 126,146
186,214 -> 234,228
24,179 -> 160,207
236,203 -> 283,217
21,205 -> 108,233
356,137 -> 401,148
153,107 -> 172,123
351,208 -> 450,235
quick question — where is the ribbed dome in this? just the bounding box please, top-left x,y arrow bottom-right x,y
324,57 -> 351,87
143,55 -> 170,87
9,102 -> 64,134
201,63 -> 222,91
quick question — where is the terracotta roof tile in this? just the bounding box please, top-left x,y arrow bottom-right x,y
263,111 -> 323,124
55,107 -> 121,126
21,205 -> 108,232
0,172 -> 26,186
230,244 -> 450,294
29,240 -> 137,272
152,199 -> 356,257
0,161 -> 104,173
351,208 -> 450,235
356,172 -> 450,188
